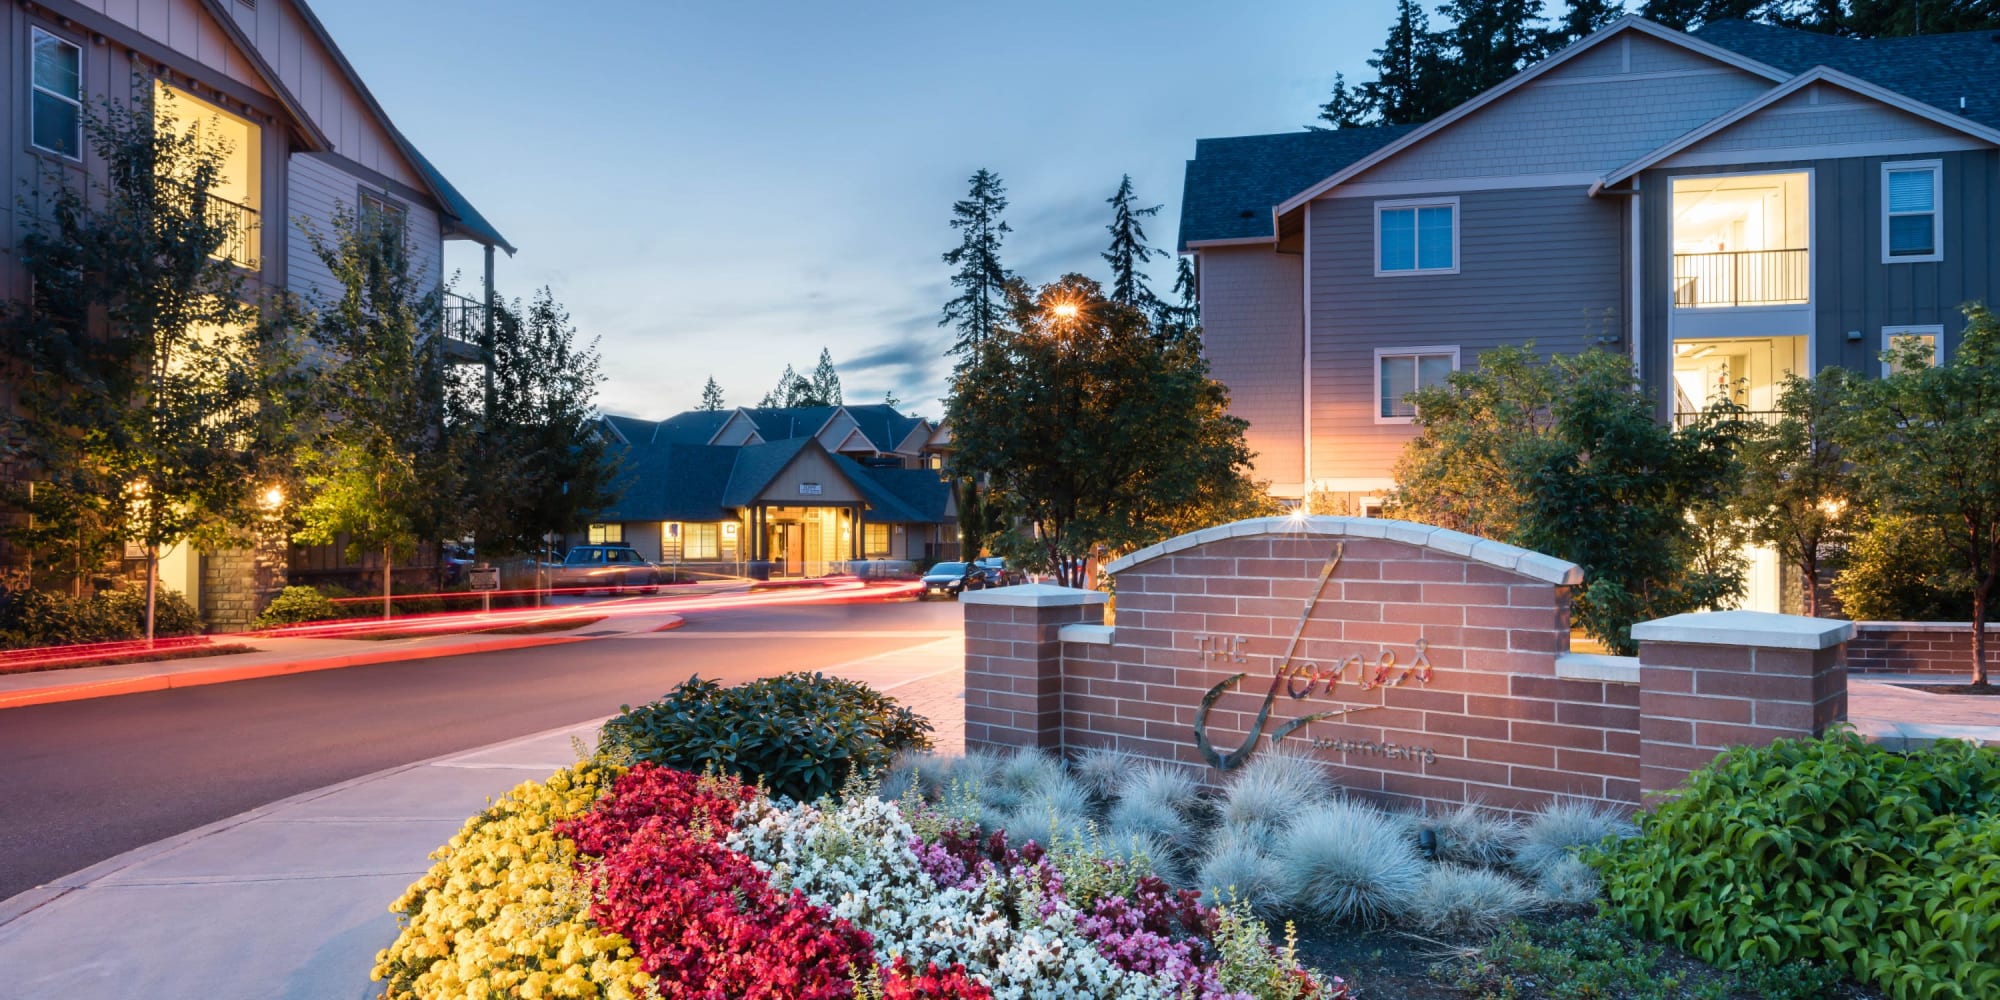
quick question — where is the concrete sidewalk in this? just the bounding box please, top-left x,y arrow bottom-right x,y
0,601 -> 690,711
0,635 -> 964,1000
1849,674 -> 2000,749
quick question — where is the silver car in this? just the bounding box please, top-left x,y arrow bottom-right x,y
552,545 -> 662,593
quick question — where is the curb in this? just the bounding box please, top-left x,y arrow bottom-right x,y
0,633 -> 591,712
0,715 -> 615,929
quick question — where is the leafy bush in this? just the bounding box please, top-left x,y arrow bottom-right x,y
1832,511 -> 1974,621
1272,799 -> 1424,925
1593,731 -> 2000,999
0,586 -> 201,648
1435,917 -> 1850,1000
1406,864 -> 1535,938
251,585 -> 342,627
1511,798 -> 1634,878
603,672 -> 932,803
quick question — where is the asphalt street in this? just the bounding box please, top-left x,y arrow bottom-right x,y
0,597 -> 962,901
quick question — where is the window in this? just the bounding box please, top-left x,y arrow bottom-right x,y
360,189 -> 406,237
685,523 -> 719,560
1882,162 -> 1941,262
587,523 -> 622,544
31,28 -> 82,159
1881,325 -> 1944,376
1376,198 -> 1458,275
1375,347 -> 1460,422
864,523 -> 891,558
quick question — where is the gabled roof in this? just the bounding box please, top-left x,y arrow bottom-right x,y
1597,64 -> 2000,190
839,461 -> 953,523
1695,20 -> 2000,132
739,406 -> 842,442
194,0 -> 333,153
600,444 -> 737,522
840,403 -> 929,454
720,438 -> 818,507
1177,126 -> 1415,248
277,0 -> 513,252
1271,16 -> 1788,216
652,409 -> 736,446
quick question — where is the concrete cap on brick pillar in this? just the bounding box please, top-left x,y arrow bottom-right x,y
1100,515 -> 1584,585
1631,610 -> 1854,650
959,584 -> 1110,608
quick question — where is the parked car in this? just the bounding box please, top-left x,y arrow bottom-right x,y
553,544 -> 662,594
916,561 -> 980,600
973,557 -> 1024,587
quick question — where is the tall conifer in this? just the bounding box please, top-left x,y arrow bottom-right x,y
940,169 -> 1013,354
1103,174 -> 1165,311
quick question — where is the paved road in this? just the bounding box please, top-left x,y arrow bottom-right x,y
0,597 -> 962,901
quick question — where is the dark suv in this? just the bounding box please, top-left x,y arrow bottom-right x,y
553,544 -> 662,593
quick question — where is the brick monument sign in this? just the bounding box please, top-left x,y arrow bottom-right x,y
961,516 -> 1853,813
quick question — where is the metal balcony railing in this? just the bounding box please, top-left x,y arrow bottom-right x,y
1672,409 -> 1785,429
157,177 -> 260,270
1672,249 -> 1807,308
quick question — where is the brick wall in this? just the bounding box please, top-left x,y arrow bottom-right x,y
1846,623 -> 1998,676
963,590 -> 1106,752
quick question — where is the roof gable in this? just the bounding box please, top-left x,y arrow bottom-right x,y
1695,20 -> 2000,133
1178,126 -> 1415,247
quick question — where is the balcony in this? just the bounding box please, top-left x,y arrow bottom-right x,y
158,178 -> 260,270
440,291 -> 486,364
1673,249 -> 1807,308
1671,408 -> 1785,429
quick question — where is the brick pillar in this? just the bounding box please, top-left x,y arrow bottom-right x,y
960,584 -> 1108,754
1632,610 -> 1852,799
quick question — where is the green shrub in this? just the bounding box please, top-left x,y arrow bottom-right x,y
0,586 -> 201,648
1592,730 -> 2000,999
96,586 -> 201,638
602,672 -> 932,802
252,585 -> 342,627
1833,511 -> 1974,621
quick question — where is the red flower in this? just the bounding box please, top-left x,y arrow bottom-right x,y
880,956 -> 993,1000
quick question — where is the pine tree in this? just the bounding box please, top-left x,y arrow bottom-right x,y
1639,0 -> 1769,31
1363,0 -> 1451,125
1155,255 -> 1201,344
698,376 -> 725,411
1308,72 -> 1376,130
760,365 -> 800,407
1546,0 -> 1622,49
809,348 -> 843,406
940,169 -> 1012,353
1436,0 -> 1547,110
1103,175 -> 1165,311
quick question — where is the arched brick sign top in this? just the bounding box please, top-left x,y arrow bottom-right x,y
1102,516 -> 1585,585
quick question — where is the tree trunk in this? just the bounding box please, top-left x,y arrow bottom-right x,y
1801,550 -> 1819,618
383,543 -> 394,621
1973,583 -> 1991,688
144,546 -> 158,646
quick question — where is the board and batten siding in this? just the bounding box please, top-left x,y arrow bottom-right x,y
1641,147 -> 2000,410
1196,246 -> 1305,494
1307,186 -> 1623,484
68,0 -> 277,98
287,152 -> 442,305
1347,31 -> 1772,185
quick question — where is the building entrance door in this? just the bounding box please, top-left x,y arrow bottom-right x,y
767,523 -> 801,577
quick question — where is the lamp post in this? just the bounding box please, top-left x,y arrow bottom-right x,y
1044,297 -> 1083,588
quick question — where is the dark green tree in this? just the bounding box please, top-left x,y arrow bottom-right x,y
1840,0 -> 2000,36
1388,343 -> 1557,538
1546,0 -> 1624,49
1364,0 -> 1452,124
1833,305 -> 2000,687
939,168 -> 1013,353
760,364 -> 802,407
1730,373 -> 1856,617
699,376 -> 725,411
1639,0 -> 1775,31
1156,255 -> 1202,345
759,355 -> 840,407
948,275 -> 1260,587
454,289 -> 618,562
1102,175 -> 1165,311
1308,72 -> 1377,130
809,347 -> 843,406
293,205 -> 461,619
1435,0 -> 1548,109
0,86 -> 293,639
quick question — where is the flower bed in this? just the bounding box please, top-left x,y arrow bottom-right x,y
374,760 -> 1344,1000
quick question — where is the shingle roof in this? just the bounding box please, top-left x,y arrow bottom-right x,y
840,404 -> 928,453
601,413 -> 658,446
720,438 -> 816,508
653,410 -> 736,446
599,444 -> 738,522
852,465 -> 952,523
1177,125 -> 1416,249
1695,20 -> 2000,130
740,407 -> 841,441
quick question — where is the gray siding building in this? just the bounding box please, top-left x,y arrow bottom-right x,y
1181,14 -> 2000,608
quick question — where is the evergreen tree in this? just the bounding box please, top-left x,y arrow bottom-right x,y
1308,72 -> 1376,130
1546,0 -> 1623,49
1363,0 -> 1451,124
698,376 -> 725,411
939,169 -> 1013,353
809,348 -> 843,406
760,365 -> 801,407
1155,255 -> 1201,344
1102,175 -> 1165,311
1841,0 -> 2000,36
1436,0 -> 1548,110
1639,0 -> 1771,31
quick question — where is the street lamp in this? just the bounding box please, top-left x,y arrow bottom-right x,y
260,485 -> 284,511
1050,301 -> 1079,321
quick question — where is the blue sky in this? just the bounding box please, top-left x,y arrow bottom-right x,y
318,1 -> 1402,420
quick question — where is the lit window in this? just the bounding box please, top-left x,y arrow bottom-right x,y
864,523 -> 891,558
685,523 -> 719,560
1883,162 -> 1940,262
1377,199 -> 1458,274
1375,348 -> 1459,422
587,523 -> 623,544
1880,325 -> 1944,376
31,28 -> 82,159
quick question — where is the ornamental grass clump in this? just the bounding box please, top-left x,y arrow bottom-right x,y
1428,801 -> 1521,869
1406,864 -> 1536,938
1219,746 -> 1334,847
1108,762 -> 1203,854
1511,798 -> 1635,878
1195,827 -> 1287,917
1535,855 -> 1601,906
1072,745 -> 1138,801
1272,799 -> 1424,926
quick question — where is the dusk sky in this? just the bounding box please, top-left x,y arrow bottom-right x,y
319,1 -> 1411,421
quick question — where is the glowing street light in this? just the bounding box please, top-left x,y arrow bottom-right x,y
1049,301 -> 1079,321
260,485 -> 284,511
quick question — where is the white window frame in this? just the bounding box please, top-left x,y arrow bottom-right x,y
1374,197 -> 1461,276
1880,324 -> 1945,376
1373,346 -> 1461,425
684,522 -> 719,560
29,27 -> 83,161
1881,160 -> 1942,264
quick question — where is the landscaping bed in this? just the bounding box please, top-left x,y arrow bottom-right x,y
0,640 -> 259,675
